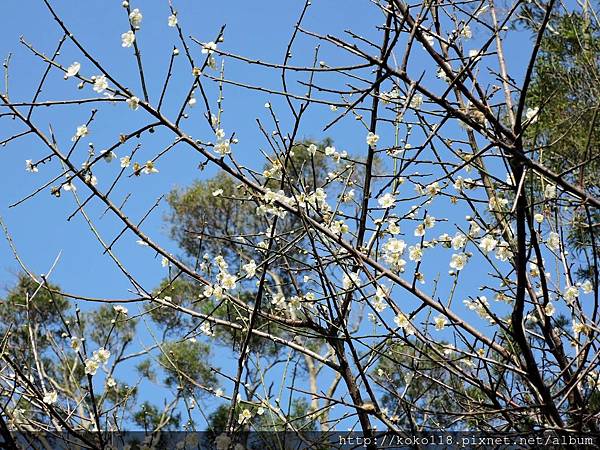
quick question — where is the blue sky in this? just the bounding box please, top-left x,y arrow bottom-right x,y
0,0 -> 533,299
0,0 -> 380,298
0,0 -> 388,430
0,0 -> 550,431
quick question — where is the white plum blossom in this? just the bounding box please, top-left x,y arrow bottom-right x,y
220,272 -> 237,291
330,220 -> 349,234
341,188 -> 355,203
383,238 -> 407,271
200,322 -> 214,337
425,182 -> 440,196
64,62 -> 80,79
488,196 -> 508,212
582,280 -> 594,294
378,193 -> 396,209
414,224 -> 425,237
70,336 -> 81,352
383,218 -> 398,234
304,292 -> 316,303
343,271 -> 360,290
258,188 -> 294,218
202,285 -> 215,298
43,391 -> 58,405
434,315 -> 447,330
142,160 -> 159,174
396,258 -> 407,272
410,93 -> 423,109
451,233 -> 467,250
547,232 -> 560,251
408,245 -> 423,262
453,176 -> 466,191
373,286 -> 388,312
573,321 -> 587,336
437,67 -> 451,82
564,286 -> 579,303
394,312 -> 415,335
93,347 -> 111,364
63,181 -> 76,192
544,184 -> 557,200
463,296 -> 492,321
468,221 -> 481,237
495,292 -> 511,303
263,160 -> 282,178
383,238 -> 406,257
366,132 -> 380,147
84,358 -> 100,376
126,96 -> 140,110
307,143 -> 318,156
243,260 -> 257,278
168,14 -> 178,27
93,75 -> 108,93
121,30 -> 135,48
460,25 -> 472,39
271,293 -> 286,309
129,8 -> 143,28
394,312 -> 408,328
544,302 -> 555,317
495,241 -> 513,261
534,213 -> 544,224
72,124 -> 89,141
529,262 -> 540,278
479,235 -> 498,253
25,160 -> 38,173
113,305 -> 128,315
330,149 -> 347,163
288,295 -> 302,311
437,233 -> 451,248
85,174 -> 98,186
238,408 -> 252,424
423,215 -> 436,229
449,253 -> 468,271
120,156 -> 131,168
202,41 -> 217,54
214,140 -> 231,156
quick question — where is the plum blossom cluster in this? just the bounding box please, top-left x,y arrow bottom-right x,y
84,348 -> 111,376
